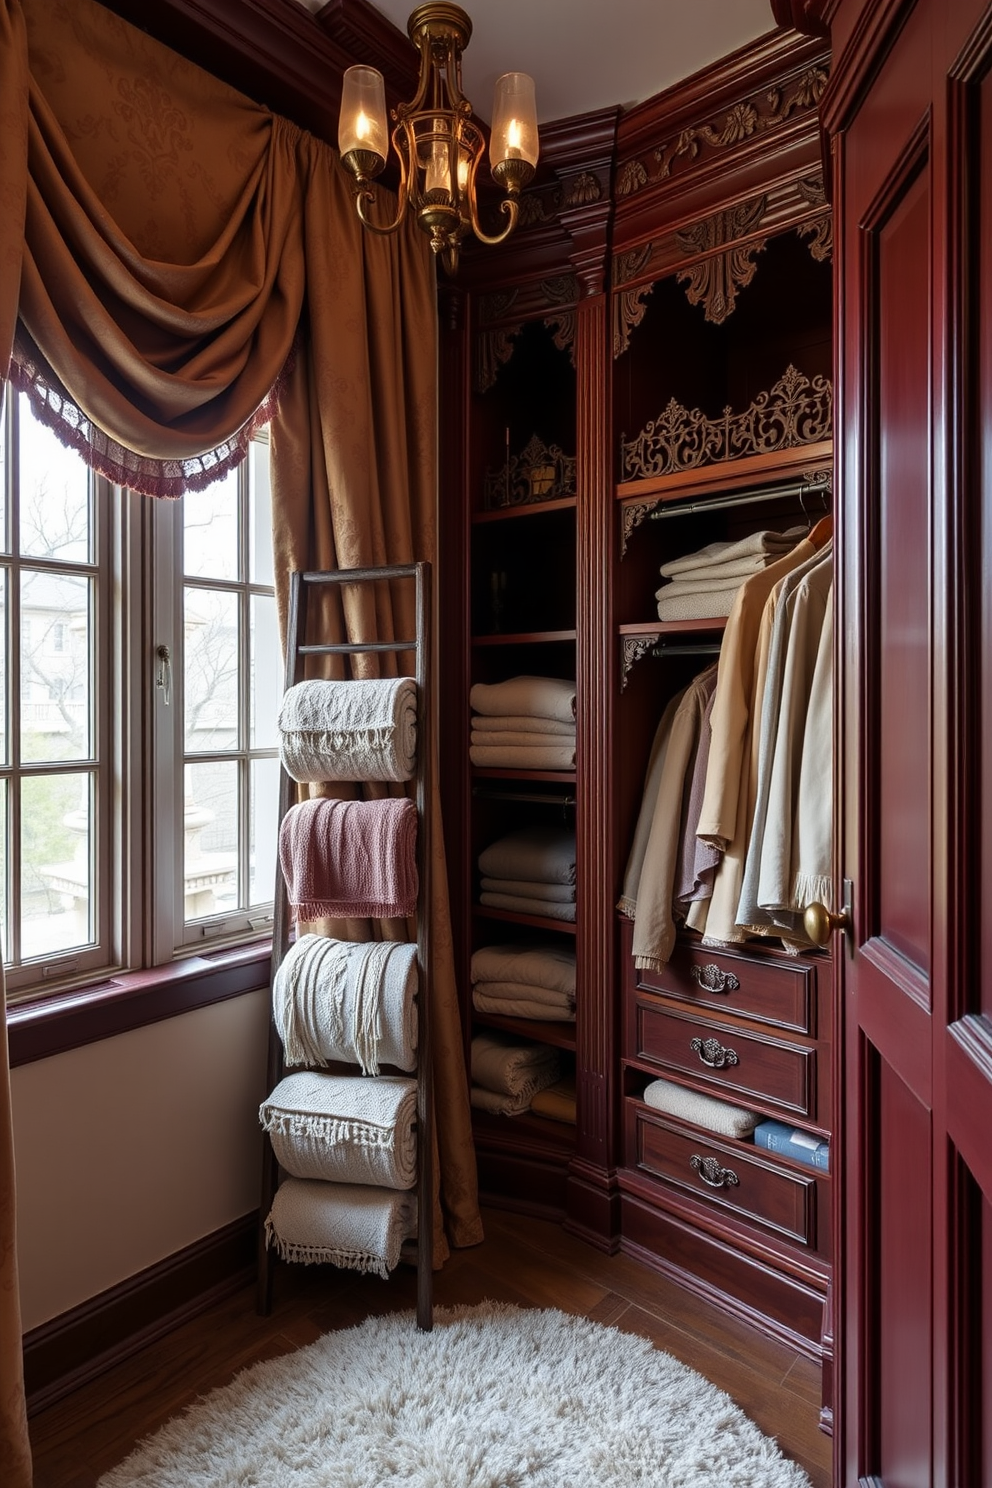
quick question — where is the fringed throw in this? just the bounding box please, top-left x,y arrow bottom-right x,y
260,1071 -> 418,1189
264,1178 -> 417,1278
278,678 -> 418,784
273,934 -> 418,1074
278,796 -> 418,920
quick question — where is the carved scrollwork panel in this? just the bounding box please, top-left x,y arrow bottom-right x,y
619,500 -> 660,559
544,312 -> 577,366
474,325 -> 522,393
797,214 -> 833,262
614,283 -> 655,359
620,636 -> 655,691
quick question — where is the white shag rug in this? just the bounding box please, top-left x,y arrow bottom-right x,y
98,1302 -> 811,1488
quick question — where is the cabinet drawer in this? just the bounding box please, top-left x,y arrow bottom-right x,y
626,1099 -> 818,1249
628,929 -> 813,1035
629,997 -> 818,1121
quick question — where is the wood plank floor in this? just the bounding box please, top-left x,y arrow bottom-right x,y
28,1206 -> 833,1488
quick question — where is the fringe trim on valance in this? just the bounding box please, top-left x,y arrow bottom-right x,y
7,328 -> 297,499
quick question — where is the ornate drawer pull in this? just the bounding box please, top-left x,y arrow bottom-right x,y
690,963 -> 740,994
690,1154 -> 740,1189
690,1036 -> 739,1069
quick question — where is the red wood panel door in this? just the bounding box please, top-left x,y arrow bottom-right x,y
833,1 -> 992,1483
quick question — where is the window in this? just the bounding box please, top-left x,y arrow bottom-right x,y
0,388 -> 281,1004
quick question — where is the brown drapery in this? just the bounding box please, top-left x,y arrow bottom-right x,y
0,2 -> 482,1473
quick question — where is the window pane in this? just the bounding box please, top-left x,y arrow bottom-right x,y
20,770 -> 93,958
18,395 -> 91,563
0,779 -> 7,960
250,593 -> 281,749
250,756 -> 279,907
183,469 -> 239,581
184,587 -> 238,751
0,390 -> 7,556
0,568 -> 7,767
21,570 -> 91,762
249,440 -> 273,586
185,759 -> 238,922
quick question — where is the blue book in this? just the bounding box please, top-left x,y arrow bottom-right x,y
754,1119 -> 830,1172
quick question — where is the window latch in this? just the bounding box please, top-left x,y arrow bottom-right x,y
155,644 -> 172,706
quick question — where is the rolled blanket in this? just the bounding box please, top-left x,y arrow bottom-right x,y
470,942 -> 576,996
479,878 -> 575,903
264,1178 -> 416,1278
470,1031 -> 561,1098
473,991 -> 576,1022
279,796 -> 418,920
478,826 -> 575,886
469,744 -> 576,770
469,675 -> 576,724
272,933 -> 418,1074
278,677 -> 418,783
479,892 -> 576,921
531,1076 -> 577,1124
469,713 -> 576,737
260,1071 -> 418,1189
642,1077 -> 758,1139
473,979 -> 574,1011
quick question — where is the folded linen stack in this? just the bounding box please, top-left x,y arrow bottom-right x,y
530,1075 -> 577,1125
655,529 -> 804,623
469,674 -> 576,770
471,940 -> 576,1022
477,825 -> 576,922
470,1031 -> 562,1115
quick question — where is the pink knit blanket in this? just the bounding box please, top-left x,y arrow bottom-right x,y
279,797 -> 419,920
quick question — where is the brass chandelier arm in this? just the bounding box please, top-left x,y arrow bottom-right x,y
466,193 -> 520,248
353,126 -> 413,239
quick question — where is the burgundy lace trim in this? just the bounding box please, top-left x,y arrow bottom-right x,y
6,330 -> 297,499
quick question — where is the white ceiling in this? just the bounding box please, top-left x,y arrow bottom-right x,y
295,1 -> 777,124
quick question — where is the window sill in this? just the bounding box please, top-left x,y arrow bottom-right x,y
7,942 -> 272,1068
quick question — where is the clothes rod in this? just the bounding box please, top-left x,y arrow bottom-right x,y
648,478 -> 830,520
651,643 -> 723,657
472,787 -> 576,806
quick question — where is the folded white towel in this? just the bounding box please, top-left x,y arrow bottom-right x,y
260,1072 -> 418,1189
471,729 -> 576,749
470,713 -> 576,737
656,587 -> 739,622
659,529 -> 802,578
642,1077 -> 758,1139
470,941 -> 576,995
479,877 -> 575,903
278,677 -> 417,783
478,826 -> 576,885
470,675 -> 576,724
272,934 -> 418,1075
265,1178 -> 416,1278
470,744 -> 576,770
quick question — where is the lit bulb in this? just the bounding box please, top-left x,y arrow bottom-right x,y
507,119 -> 522,156
457,155 -> 469,192
356,109 -> 371,143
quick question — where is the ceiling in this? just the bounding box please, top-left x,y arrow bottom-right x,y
294,0 -> 778,125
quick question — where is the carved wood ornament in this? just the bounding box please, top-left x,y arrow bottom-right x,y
674,197 -> 768,324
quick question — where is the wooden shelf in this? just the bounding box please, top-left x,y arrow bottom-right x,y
472,629 -> 576,645
616,443 -> 833,506
619,618 -> 725,638
474,905 -> 578,935
471,768 -> 576,784
472,1012 -> 577,1052
472,496 -> 577,524
471,1105 -> 577,1153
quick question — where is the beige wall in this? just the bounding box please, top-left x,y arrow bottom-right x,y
10,990 -> 270,1331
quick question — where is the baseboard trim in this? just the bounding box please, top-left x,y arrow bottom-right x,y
24,1212 -> 258,1416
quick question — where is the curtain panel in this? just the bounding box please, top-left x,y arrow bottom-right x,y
0,2 -> 482,1471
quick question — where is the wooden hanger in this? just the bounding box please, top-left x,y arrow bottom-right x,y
807,513 -> 833,549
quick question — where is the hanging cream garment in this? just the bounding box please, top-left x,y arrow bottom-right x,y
687,537 -> 818,947
617,686 -> 688,918
735,544 -> 834,934
631,665 -> 719,970
791,598 -> 834,913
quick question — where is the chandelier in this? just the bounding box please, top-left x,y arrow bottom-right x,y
337,4 -> 539,276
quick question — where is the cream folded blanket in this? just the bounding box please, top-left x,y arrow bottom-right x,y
473,992 -> 576,1022
480,877 -> 575,903
278,678 -> 418,783
279,796 -> 418,920
260,1071 -> 418,1189
642,1077 -> 758,1139
479,892 -> 576,921
470,1084 -> 534,1116
659,529 -> 802,578
469,744 -> 576,770
656,587 -> 740,622
660,552 -> 793,584
471,729 -> 576,749
264,1178 -> 416,1278
531,1076 -> 577,1124
272,933 -> 418,1075
470,675 -> 576,724
478,826 -> 576,885
473,979 -> 574,1010
471,1031 -> 561,1097
655,574 -> 747,600
470,941 -> 576,995
470,713 -> 576,737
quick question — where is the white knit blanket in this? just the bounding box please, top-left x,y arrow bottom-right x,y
470,1032 -> 561,1098
469,675 -> 576,724
264,1177 -> 416,1279
478,826 -> 576,885
470,941 -> 576,995
272,934 -> 418,1075
278,677 -> 418,783
260,1072 -> 418,1189
642,1077 -> 758,1139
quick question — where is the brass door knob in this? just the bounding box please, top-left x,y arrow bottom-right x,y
803,901 -> 850,946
